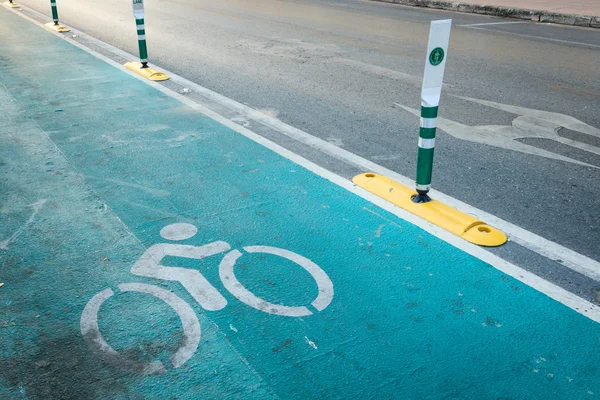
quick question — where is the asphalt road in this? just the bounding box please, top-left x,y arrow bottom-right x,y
15,0 -> 600,262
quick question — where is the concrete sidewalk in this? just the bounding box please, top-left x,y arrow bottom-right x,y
372,0 -> 600,28
2,4 -> 600,399
455,0 -> 599,16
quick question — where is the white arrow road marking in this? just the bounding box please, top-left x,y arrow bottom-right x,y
395,99 -> 600,169
456,96 -> 600,139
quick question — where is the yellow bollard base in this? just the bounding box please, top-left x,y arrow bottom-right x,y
123,62 -> 170,81
353,173 -> 507,247
44,22 -> 70,32
3,2 -> 20,8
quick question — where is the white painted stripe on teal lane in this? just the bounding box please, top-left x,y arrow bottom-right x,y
420,117 -> 437,128
137,34 -> 146,40
136,24 -> 144,29
418,138 -> 435,149
10,3 -> 600,320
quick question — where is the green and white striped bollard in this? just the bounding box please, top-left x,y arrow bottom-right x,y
44,0 -> 69,31
124,0 -> 168,80
50,0 -> 59,25
133,0 -> 148,68
413,19 -> 452,204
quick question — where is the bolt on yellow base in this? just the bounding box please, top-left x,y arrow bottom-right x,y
124,62 -> 169,81
353,173 -> 507,247
3,2 -> 20,8
44,22 -> 70,32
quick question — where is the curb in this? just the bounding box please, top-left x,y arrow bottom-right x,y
370,0 -> 600,29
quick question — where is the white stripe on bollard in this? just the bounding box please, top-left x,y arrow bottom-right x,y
418,138 -> 436,149
420,117 -> 437,128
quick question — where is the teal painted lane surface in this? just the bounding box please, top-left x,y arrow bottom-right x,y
1,8 -> 600,399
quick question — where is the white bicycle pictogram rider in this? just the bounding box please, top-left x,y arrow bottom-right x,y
80,223 -> 334,374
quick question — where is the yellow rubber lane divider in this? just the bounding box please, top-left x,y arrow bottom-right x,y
353,173 -> 507,247
4,1 -> 20,8
44,22 -> 70,32
124,62 -> 170,81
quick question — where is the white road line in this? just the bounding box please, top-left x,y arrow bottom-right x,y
7,5 -> 600,323
465,26 -> 600,49
458,21 -> 526,27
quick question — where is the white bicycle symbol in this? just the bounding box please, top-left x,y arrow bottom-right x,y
80,223 -> 334,374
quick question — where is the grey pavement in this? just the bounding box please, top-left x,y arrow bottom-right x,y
369,0 -> 600,28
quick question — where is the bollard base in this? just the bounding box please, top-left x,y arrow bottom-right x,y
412,192 -> 432,204
44,22 -> 70,32
3,1 -> 20,8
353,173 -> 507,247
124,62 -> 170,81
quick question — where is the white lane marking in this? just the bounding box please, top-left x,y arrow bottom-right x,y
0,199 -> 46,250
256,108 -> 279,119
219,246 -> 334,317
80,283 -> 201,373
459,21 -> 526,27
60,76 -> 105,82
465,26 -> 600,49
9,6 -> 600,322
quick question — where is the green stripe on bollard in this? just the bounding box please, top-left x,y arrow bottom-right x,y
50,1 -> 58,23
420,106 -> 438,119
135,17 -> 148,64
416,147 -> 435,187
419,127 -> 436,139
138,39 -> 148,61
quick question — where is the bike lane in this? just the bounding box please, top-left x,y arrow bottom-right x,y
1,8 -> 600,399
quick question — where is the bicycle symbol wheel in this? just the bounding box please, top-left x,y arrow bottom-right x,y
80,283 -> 200,375
219,246 -> 334,317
